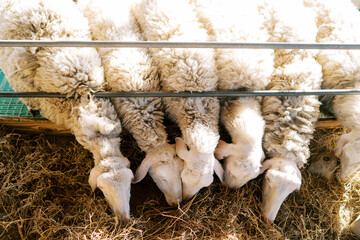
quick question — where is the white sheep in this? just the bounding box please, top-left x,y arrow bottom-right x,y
259,0 -> 323,223
191,0 -> 273,188
303,0 -> 360,182
0,0 -> 133,218
302,0 -> 360,236
77,0 -> 183,206
131,0 -> 224,200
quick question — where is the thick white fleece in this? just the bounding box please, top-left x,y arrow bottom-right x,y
258,0 -> 323,223
302,0 -> 360,183
192,0 -> 274,187
193,0 -> 273,91
131,0 -> 220,155
260,0 -> 323,168
303,0 -> 360,130
78,0 -> 167,152
77,0 -> 184,206
0,0 -> 131,198
0,0 -> 104,97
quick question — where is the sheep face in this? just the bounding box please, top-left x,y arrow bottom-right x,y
308,150 -> 338,180
261,158 -> 301,223
180,163 -> 213,201
133,143 -> 183,206
333,130 -> 360,181
150,156 -> 184,206
224,153 -> 263,188
215,140 -> 264,188
176,137 -> 224,201
89,165 -> 133,218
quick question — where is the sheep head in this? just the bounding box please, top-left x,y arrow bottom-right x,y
175,137 -> 224,201
133,143 -> 183,206
89,162 -> 133,219
333,129 -> 360,181
215,140 -> 264,188
308,150 -> 338,180
261,157 -> 301,223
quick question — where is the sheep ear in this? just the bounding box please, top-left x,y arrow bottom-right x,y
175,137 -> 191,160
214,159 -> 224,182
133,158 -> 152,183
89,166 -> 101,191
333,134 -> 348,157
261,151 -> 266,163
260,160 -> 272,174
215,140 -> 233,160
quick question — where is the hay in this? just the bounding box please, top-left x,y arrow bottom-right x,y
0,125 -> 359,240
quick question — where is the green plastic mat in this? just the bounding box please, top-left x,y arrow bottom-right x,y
0,69 -> 42,118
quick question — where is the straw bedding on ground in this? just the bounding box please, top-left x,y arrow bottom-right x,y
0,123 -> 359,239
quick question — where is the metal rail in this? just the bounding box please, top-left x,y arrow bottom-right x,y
1,40 -> 360,49
1,89 -> 360,98
1,40 -> 359,98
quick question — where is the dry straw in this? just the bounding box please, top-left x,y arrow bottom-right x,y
0,124 -> 359,239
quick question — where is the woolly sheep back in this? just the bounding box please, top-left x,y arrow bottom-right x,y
131,0 -> 222,201
131,0 -> 220,153
78,0 -> 167,151
78,0 -> 184,206
260,0 -> 322,168
0,0 -> 105,97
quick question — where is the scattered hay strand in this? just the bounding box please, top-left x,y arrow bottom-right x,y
0,125 -> 359,239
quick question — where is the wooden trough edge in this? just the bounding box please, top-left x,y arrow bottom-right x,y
0,116 -> 70,135
0,116 -> 343,136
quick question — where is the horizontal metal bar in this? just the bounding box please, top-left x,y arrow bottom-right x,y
1,40 -> 360,49
0,89 -> 360,98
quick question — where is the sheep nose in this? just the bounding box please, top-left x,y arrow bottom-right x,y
114,209 -> 130,219
183,193 -> 193,202
166,197 -> 182,207
262,214 -> 274,224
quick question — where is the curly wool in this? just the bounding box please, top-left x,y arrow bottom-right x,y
0,0 -> 104,97
192,0 -> 273,92
0,0 -> 129,174
78,0 -> 167,151
260,0 -> 323,168
303,0 -> 360,130
131,0 -> 220,153
192,0 -> 273,146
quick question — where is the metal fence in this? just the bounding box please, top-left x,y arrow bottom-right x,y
1,40 -> 359,98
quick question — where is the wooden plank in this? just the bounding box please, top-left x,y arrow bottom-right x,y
315,120 -> 342,129
0,116 -> 343,135
0,116 -> 71,135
